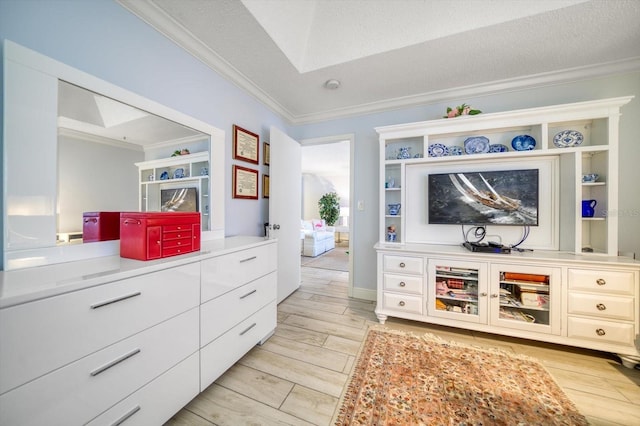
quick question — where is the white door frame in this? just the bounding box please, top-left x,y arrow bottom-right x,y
300,133 -> 355,296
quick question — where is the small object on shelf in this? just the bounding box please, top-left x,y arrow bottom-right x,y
511,135 -> 536,151
173,168 -> 185,179
489,144 -> 509,153
386,177 -> 395,188
582,199 -> 597,217
463,136 -> 490,154
448,146 -> 463,156
160,171 -> 169,180
582,173 -> 599,183
148,174 -> 155,181
553,130 -> 583,148
413,153 -> 423,158
443,103 -> 481,118
387,224 -> 397,242
201,167 -> 208,176
171,148 -> 191,157
396,146 -> 411,159
388,203 -> 401,216
428,143 -> 449,157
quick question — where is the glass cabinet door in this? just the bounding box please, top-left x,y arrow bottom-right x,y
490,264 -> 561,334
428,260 -> 487,324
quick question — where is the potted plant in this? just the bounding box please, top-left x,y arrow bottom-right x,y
318,192 -> 340,226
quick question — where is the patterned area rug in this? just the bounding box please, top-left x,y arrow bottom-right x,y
334,328 -> 588,425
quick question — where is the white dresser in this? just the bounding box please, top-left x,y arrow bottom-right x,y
0,236 -> 277,425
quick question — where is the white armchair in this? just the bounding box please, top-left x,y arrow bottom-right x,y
301,219 -> 335,257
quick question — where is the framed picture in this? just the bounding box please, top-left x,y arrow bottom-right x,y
233,125 -> 259,164
232,165 -> 258,199
160,187 -> 198,212
263,174 -> 270,198
263,142 -> 270,165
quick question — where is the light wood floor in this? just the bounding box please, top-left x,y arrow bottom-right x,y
167,265 -> 640,426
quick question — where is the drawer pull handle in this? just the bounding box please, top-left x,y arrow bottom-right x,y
595,328 -> 606,336
110,405 -> 141,426
122,219 -> 141,225
596,278 -> 606,286
90,292 -> 141,309
480,292 -> 488,297
84,218 -> 97,223
240,289 -> 257,299
399,262 -> 405,268
399,301 -> 406,307
596,303 -> 607,311
240,323 -> 257,336
240,256 -> 257,263
90,348 -> 141,377
399,282 -> 406,287
490,294 -> 499,298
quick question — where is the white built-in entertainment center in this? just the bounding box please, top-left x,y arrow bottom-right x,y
375,97 -> 640,367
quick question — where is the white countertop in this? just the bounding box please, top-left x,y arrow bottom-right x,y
0,236 -> 275,309
375,242 -> 640,267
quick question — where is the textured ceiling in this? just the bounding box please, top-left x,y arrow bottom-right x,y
119,0 -> 640,123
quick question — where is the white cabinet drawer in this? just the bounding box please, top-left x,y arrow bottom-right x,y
201,244 -> 277,303
568,293 -> 635,321
567,316 -> 635,346
382,292 -> 423,315
383,273 -> 423,295
86,352 -> 199,426
201,301 -> 277,390
568,269 -> 635,295
201,272 -> 276,346
0,262 -> 200,395
383,255 -> 423,275
0,308 -> 199,426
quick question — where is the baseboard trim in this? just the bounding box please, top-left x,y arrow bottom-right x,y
350,286 -> 376,302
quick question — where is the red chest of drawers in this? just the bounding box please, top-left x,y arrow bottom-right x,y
82,212 -> 121,242
119,212 -> 201,261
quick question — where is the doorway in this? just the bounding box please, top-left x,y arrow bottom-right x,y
300,135 -> 353,285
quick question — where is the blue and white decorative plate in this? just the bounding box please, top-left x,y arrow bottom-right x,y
448,146 -> 464,156
464,136 -> 490,154
553,130 -> 583,148
428,143 -> 449,157
511,134 -> 536,151
173,168 -> 185,179
160,171 -> 169,180
489,144 -> 509,153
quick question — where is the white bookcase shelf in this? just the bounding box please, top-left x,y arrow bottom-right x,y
376,96 -> 633,256
135,151 -> 210,231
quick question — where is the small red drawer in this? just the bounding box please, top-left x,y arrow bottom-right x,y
82,212 -> 120,242
119,212 -> 201,261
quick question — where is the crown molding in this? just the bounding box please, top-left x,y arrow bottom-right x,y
117,1 -> 640,126
291,57 -> 640,125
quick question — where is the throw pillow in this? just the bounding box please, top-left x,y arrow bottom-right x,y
312,219 -> 326,231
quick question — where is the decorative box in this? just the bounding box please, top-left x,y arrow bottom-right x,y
119,212 -> 201,261
82,211 -> 121,242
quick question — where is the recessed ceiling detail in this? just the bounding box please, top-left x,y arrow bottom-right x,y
241,0 -> 589,72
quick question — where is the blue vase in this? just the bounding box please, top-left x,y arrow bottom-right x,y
582,199 -> 596,217
397,147 -> 411,159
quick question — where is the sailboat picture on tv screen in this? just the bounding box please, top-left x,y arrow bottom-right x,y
428,169 -> 539,226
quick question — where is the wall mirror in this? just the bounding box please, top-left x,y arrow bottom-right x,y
3,40 -> 225,270
56,81 -> 209,243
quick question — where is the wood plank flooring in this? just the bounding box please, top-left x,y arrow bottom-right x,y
166,265 -> 640,426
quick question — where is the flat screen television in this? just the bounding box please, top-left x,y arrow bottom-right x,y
161,187 -> 198,212
428,169 -> 539,226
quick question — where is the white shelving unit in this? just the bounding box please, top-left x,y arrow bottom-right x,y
135,151 -> 210,231
376,96 -> 633,255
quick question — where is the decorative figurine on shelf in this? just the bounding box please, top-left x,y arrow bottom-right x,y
387,224 -> 397,242
386,177 -> 395,188
171,148 -> 191,157
396,147 -> 411,159
443,103 -> 481,118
